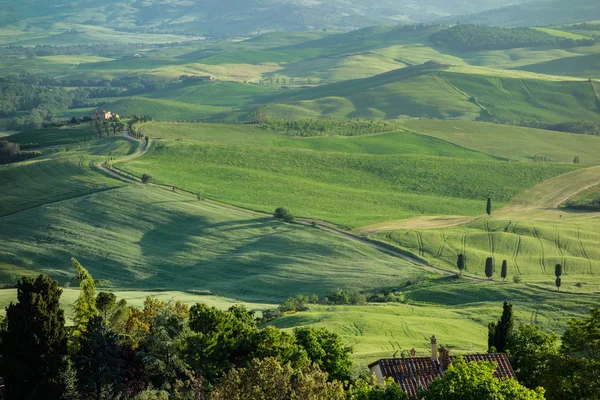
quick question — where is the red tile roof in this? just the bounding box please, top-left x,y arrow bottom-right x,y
370,354 -> 515,398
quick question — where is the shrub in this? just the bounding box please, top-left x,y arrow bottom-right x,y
273,207 -> 294,222
141,174 -> 152,184
513,275 -> 523,284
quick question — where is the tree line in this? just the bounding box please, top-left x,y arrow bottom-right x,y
0,140 -> 40,164
0,260 -> 547,400
261,118 -> 395,137
431,25 -> 597,52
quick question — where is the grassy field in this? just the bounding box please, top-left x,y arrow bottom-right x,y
518,53 -> 600,78
117,122 -> 576,228
399,119 -> 600,164
0,184 -> 433,302
272,278 -> 600,365
0,126 -> 140,216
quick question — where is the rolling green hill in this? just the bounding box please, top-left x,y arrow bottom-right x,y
399,119 -> 600,164
117,123 -> 576,228
517,53 -> 600,78
563,184 -> 600,210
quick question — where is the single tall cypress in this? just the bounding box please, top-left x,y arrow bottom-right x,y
457,254 -> 465,276
501,260 -> 508,281
0,275 -> 69,399
485,257 -> 494,279
488,301 -> 514,353
486,198 -> 492,216
555,264 -> 563,291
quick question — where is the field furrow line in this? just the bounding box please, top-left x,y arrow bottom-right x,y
435,230 -> 445,258
19,164 -> 41,183
0,168 -> 18,188
485,219 -> 494,258
36,162 -> 58,179
554,225 -> 567,274
513,235 -> 522,275
530,224 -> 547,275
576,225 -> 593,275
415,231 -> 424,257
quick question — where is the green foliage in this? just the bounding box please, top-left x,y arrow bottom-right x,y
487,198 -> 492,216
488,301 -> 514,353
485,257 -> 494,279
142,174 -> 152,184
262,118 -> 394,137
211,357 -> 346,400
346,376 -> 408,400
457,254 -> 465,275
74,316 -> 121,399
72,257 -> 99,337
0,275 -> 69,399
293,327 -> 353,381
563,184 -> 600,211
274,207 -> 294,223
424,357 -> 545,399
325,288 -> 367,305
507,324 -> 559,389
431,24 -> 590,52
501,260 -> 508,281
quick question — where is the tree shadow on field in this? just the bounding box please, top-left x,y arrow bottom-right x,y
138,220 -> 339,302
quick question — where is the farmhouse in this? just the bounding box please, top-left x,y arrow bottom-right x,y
369,336 -> 515,397
89,110 -> 118,121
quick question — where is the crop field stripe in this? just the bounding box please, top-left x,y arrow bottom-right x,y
0,186 -> 123,219
513,235 -> 522,275
36,162 -> 58,179
530,223 -> 547,275
554,225 -> 566,274
415,231 -> 424,257
435,230 -> 446,258
18,164 -> 41,183
576,225 -> 594,276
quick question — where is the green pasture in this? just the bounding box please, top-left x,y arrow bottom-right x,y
0,185 -> 432,302
376,215 -> 600,285
108,98 -> 230,121
400,119 -> 600,165
118,136 -> 575,228
518,53 -> 600,78
0,128 -> 138,216
272,278 -> 600,365
533,27 -> 593,40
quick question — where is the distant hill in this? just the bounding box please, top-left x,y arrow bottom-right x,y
0,0 -> 539,38
442,0 -> 600,27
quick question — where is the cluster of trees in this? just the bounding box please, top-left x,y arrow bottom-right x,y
273,207 -> 294,222
0,261 -> 419,399
261,118 -> 394,137
0,140 -> 40,164
431,25 -> 596,52
265,288 -> 368,320
0,262 -> 553,400
0,41 -> 203,59
94,120 -> 126,139
487,302 -> 600,400
518,120 -> 600,137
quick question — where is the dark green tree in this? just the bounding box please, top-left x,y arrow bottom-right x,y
556,277 -> 562,291
488,301 -> 514,353
294,327 -> 353,381
555,264 -> 563,278
273,207 -> 294,222
485,257 -> 494,279
486,197 -> 492,216
457,253 -> 465,276
96,292 -> 116,319
425,358 -> 545,400
507,324 -> 558,389
0,275 -> 69,399
501,260 -> 508,281
74,316 -> 121,400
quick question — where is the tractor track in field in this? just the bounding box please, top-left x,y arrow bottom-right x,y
484,219 -> 495,259
435,230 -> 445,259
513,236 -> 522,275
415,230 -> 425,257
576,226 -> 593,276
37,162 -> 58,179
554,225 -> 567,274
530,224 -> 547,275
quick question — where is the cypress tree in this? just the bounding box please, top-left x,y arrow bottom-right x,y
457,254 -> 465,276
488,301 -> 514,353
486,198 -> 492,216
485,257 -> 494,279
501,260 -> 508,281
555,277 -> 562,291
555,263 -> 563,278
0,275 -> 69,399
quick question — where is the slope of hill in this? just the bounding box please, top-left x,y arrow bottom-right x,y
517,53 -> 600,78
0,0 -> 537,39
443,0 -> 600,27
